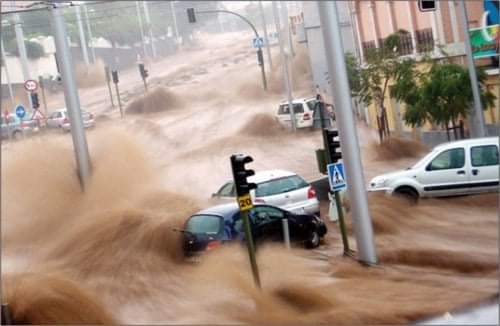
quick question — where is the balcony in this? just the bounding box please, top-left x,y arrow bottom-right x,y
362,29 -> 435,60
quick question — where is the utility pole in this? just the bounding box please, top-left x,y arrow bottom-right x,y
281,2 -> 294,57
317,1 -> 377,265
50,3 -> 92,191
272,1 -> 296,131
12,2 -> 33,109
136,1 -> 148,58
143,1 -> 157,58
1,39 -> 15,108
75,5 -> 89,67
259,1 -> 272,69
459,0 -> 486,138
170,1 -> 180,45
83,5 -> 96,64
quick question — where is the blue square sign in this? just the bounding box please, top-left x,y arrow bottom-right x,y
327,163 -> 347,192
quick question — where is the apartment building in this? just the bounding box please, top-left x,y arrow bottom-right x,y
351,0 -> 499,138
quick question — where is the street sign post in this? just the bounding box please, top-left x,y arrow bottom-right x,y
252,37 -> 264,48
328,163 -> 347,192
15,105 -> 26,119
24,79 -> 38,92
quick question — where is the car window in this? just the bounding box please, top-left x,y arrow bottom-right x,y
278,103 -> 304,114
185,214 -> 223,235
255,175 -> 309,197
428,148 -> 465,171
217,182 -> 235,197
250,206 -> 284,222
471,145 -> 499,167
306,100 -> 317,111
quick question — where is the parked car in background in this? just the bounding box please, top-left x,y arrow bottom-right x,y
181,203 -> 328,256
212,170 -> 320,216
46,108 -> 95,131
368,137 -> 499,200
1,114 -> 39,140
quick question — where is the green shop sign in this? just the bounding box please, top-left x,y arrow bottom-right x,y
469,25 -> 499,58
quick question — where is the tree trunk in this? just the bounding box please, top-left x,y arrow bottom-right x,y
451,119 -> 458,140
445,122 -> 450,141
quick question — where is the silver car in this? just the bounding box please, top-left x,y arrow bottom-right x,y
46,109 -> 95,131
1,114 -> 39,140
212,170 -> 320,216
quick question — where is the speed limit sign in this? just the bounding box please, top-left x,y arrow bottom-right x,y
24,79 -> 38,92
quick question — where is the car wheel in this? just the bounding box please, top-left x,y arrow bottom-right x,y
394,186 -> 419,203
305,230 -> 320,249
12,130 -> 22,140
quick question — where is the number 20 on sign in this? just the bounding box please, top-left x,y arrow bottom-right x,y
238,194 -> 253,211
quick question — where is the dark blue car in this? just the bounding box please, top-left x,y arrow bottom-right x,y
182,203 -> 327,256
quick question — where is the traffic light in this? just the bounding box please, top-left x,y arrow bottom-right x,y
138,63 -> 148,79
30,92 -> 40,109
230,154 -> 257,197
418,0 -> 436,12
257,48 -> 264,66
187,8 -> 196,23
111,70 -> 119,84
323,129 -> 342,163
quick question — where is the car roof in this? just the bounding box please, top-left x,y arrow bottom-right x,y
279,97 -> 316,105
248,169 -> 297,183
195,203 -> 240,219
434,137 -> 499,151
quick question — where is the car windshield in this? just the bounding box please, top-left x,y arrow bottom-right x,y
255,175 -> 309,197
185,214 -> 222,235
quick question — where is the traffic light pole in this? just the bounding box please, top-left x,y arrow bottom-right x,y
104,66 -> 115,108
241,209 -> 261,288
50,3 -> 92,191
318,1 -> 377,265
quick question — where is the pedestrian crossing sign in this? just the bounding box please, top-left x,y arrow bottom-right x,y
252,37 -> 264,48
328,163 -> 347,192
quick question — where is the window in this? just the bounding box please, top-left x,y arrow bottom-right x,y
471,145 -> 499,167
217,182 -> 235,197
249,206 -> 284,225
255,175 -> 309,197
185,215 -> 223,235
306,100 -> 317,111
428,148 -> 465,170
278,103 -> 304,115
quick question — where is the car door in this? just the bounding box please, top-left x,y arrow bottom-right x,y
250,206 -> 285,243
417,147 -> 470,196
468,144 -> 499,193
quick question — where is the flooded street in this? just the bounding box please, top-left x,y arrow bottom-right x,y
1,32 -> 498,324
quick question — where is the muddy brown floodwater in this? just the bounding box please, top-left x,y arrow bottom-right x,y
1,32 -> 498,324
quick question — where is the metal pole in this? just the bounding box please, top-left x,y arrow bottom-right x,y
143,1 -> 157,58
282,218 -> 290,249
136,1 -> 148,58
170,1 -> 180,45
83,5 -> 96,63
38,75 -> 48,115
104,66 -> 115,107
282,2 -> 294,57
241,209 -> 261,288
458,0 -> 486,138
75,5 -> 89,67
272,1 -> 296,131
114,80 -> 123,118
50,3 -> 92,191
1,39 -> 15,108
12,2 -> 33,109
317,1 -> 377,265
259,1 -> 273,69
334,190 -> 351,254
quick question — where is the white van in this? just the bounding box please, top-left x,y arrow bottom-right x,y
276,98 -> 318,129
368,137 -> 499,199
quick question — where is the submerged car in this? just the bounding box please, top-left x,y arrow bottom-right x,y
368,137 -> 499,200
1,114 -> 39,140
212,170 -> 320,216
46,108 -> 95,131
181,203 -> 327,256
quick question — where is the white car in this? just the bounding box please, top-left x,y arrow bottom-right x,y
368,137 -> 499,200
47,108 -> 95,131
212,170 -> 320,216
276,97 -> 318,129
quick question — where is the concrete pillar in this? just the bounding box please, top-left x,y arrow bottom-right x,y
368,1 -> 379,47
386,1 -> 395,34
406,1 -> 418,54
448,0 -> 460,43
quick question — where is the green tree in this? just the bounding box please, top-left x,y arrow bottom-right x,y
4,38 -> 45,59
393,62 -> 496,139
353,30 -> 415,142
